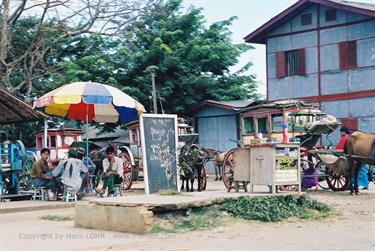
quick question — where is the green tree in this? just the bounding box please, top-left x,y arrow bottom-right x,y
54,0 -> 259,115
118,0 -> 259,113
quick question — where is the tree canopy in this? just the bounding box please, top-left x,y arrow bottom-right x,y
48,0 -> 259,114
0,0 -> 260,143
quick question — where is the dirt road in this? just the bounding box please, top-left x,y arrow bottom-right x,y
0,184 -> 374,251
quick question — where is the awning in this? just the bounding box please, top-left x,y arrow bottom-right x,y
0,89 -> 47,124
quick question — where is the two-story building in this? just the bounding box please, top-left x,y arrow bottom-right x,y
244,0 -> 375,140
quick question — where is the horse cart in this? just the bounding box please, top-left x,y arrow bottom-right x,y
178,143 -> 208,192
221,100 -> 350,192
87,118 -> 201,191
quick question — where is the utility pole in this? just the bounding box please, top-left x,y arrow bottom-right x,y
151,73 -> 157,114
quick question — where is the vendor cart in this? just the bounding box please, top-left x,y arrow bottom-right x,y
223,100 -> 349,192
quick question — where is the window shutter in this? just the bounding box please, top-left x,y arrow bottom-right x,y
339,42 -> 348,70
339,41 -> 357,70
347,41 -> 357,69
297,48 -> 306,75
341,118 -> 358,131
276,51 -> 286,78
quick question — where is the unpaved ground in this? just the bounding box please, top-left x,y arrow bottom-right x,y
0,183 -> 374,251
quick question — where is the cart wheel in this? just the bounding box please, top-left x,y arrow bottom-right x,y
326,171 -> 349,191
314,161 -> 330,190
314,161 -> 328,182
21,157 -> 35,190
222,149 -> 236,190
200,168 -> 207,191
119,151 -> 133,190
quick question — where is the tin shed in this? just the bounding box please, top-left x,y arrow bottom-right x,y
187,100 -> 256,173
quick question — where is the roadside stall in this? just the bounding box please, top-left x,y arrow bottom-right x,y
0,89 -> 46,199
221,99 -> 346,193
34,81 -> 146,195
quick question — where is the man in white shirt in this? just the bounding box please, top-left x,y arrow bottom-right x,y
53,148 -> 88,197
95,146 -> 123,197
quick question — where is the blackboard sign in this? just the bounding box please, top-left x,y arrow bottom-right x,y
140,114 -> 179,194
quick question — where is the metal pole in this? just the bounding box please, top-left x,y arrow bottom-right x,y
151,73 -> 157,114
44,118 -> 48,148
86,104 -> 89,161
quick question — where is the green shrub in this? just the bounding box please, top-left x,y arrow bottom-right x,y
220,195 -> 330,222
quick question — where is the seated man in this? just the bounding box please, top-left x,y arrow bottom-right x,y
95,146 -> 123,197
52,148 -> 88,198
30,148 -> 58,200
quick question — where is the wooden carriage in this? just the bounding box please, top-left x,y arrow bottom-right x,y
35,128 -> 84,165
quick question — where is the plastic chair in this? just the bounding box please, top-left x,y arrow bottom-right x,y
63,186 -> 77,202
113,184 -> 122,197
33,186 -> 49,201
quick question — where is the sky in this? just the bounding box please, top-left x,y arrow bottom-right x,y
182,0 -> 375,96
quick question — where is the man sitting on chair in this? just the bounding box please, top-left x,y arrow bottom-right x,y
95,146 -> 123,197
52,148 -> 88,198
30,148 -> 58,201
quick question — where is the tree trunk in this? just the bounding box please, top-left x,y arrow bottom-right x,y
0,0 -> 10,89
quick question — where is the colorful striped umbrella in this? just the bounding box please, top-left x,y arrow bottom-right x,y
34,82 -> 145,123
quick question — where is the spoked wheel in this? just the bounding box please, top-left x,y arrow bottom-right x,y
315,161 -> 330,190
222,149 -> 236,190
119,151 -> 133,190
199,168 -> 207,191
326,170 -> 349,191
20,156 -> 35,191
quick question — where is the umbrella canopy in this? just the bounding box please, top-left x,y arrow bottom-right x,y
34,82 -> 145,123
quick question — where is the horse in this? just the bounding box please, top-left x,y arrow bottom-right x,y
179,144 -> 209,192
204,149 -> 227,181
344,131 -> 375,195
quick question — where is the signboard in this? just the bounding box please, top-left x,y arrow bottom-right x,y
275,146 -> 299,183
140,114 -> 179,194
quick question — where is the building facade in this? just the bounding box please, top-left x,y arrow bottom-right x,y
245,0 -> 375,138
187,100 -> 255,173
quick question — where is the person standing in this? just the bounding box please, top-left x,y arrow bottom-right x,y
30,148 -> 58,201
95,146 -> 123,197
335,127 -> 350,151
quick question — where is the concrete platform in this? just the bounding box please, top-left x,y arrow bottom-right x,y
0,179 -> 285,216
74,190 -> 267,234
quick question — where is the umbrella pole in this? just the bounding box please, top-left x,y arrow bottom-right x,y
44,118 -> 48,148
86,104 -> 89,161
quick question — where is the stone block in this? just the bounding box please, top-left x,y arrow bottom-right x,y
75,203 -> 154,234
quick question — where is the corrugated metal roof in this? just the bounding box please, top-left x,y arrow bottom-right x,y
244,0 -> 375,44
186,99 -> 258,115
241,99 -> 317,112
330,0 -> 375,12
0,89 -> 47,124
205,100 -> 255,109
